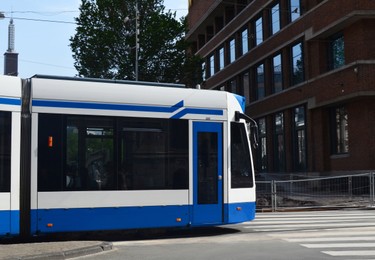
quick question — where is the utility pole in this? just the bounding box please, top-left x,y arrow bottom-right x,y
135,0 -> 139,81
4,17 -> 18,76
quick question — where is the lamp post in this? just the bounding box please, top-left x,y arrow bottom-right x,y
0,12 -> 4,19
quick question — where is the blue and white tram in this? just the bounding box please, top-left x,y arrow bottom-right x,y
0,75 -> 256,237
0,76 -> 22,236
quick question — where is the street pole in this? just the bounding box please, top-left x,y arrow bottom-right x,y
135,1 -> 139,81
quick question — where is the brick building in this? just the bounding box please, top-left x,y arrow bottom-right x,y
186,0 -> 375,176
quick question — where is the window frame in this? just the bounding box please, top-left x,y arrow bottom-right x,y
273,112 -> 285,172
254,16 -> 263,46
257,117 -> 267,172
241,27 -> 249,55
328,33 -> 345,70
289,0 -> 301,22
330,106 -> 349,154
270,3 -> 281,35
291,42 -> 304,86
272,53 -> 283,93
292,106 -> 307,171
256,63 -> 265,100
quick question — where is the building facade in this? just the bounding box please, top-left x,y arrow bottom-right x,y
186,0 -> 375,176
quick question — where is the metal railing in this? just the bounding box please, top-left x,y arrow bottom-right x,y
256,172 -> 375,212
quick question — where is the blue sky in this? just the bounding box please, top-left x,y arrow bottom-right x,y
0,0 -> 188,78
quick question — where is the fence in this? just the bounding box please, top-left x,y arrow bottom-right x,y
256,172 -> 375,212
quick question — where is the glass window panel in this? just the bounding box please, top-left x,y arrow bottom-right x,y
255,17 -> 263,45
198,132 -> 218,204
119,118 -> 189,190
273,54 -> 282,93
241,28 -> 249,54
258,118 -> 267,172
334,107 -> 349,154
230,79 -> 237,94
291,43 -> 304,85
219,47 -> 225,70
331,35 -> 345,69
294,106 -> 305,127
256,64 -> 265,99
293,106 -> 307,171
243,72 -> 250,105
274,112 -> 285,172
201,62 -> 206,81
39,114 -> 189,192
209,54 -> 215,76
231,122 -> 253,188
38,114 -> 64,191
275,112 -> 284,133
229,38 -> 236,63
0,112 -> 11,192
271,4 -> 281,34
290,0 -> 301,22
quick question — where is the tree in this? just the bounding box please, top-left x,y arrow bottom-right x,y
70,0 -> 186,83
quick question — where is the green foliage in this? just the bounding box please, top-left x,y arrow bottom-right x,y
70,0 -> 188,83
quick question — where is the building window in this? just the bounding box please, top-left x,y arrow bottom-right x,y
290,0 -> 301,22
256,63 -> 265,100
219,47 -> 225,71
201,62 -> 206,81
329,34 -> 345,70
242,72 -> 250,105
209,54 -> 215,77
255,16 -> 263,46
229,38 -> 236,63
274,112 -> 285,172
241,28 -> 249,55
331,106 -> 349,154
271,3 -> 281,35
258,118 -> 267,172
291,42 -> 304,86
293,106 -> 307,171
272,54 -> 283,93
230,78 -> 237,94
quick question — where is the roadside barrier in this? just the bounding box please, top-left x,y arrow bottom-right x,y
256,172 -> 375,212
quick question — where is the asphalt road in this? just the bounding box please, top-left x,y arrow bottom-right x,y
78,209 -> 375,260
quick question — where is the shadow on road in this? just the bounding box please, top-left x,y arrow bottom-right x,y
1,226 -> 240,244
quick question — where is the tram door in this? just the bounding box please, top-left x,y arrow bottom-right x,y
192,122 -> 223,225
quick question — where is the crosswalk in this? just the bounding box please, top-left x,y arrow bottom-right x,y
244,210 -> 375,259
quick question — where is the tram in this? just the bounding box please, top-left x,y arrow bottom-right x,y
0,75 -> 256,237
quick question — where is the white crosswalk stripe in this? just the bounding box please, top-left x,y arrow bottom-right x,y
244,210 -> 375,259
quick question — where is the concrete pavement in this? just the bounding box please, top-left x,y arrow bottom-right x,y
0,240 -> 112,260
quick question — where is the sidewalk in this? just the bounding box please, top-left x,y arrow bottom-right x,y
0,240 -> 112,260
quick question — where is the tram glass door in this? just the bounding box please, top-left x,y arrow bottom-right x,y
192,122 -> 223,225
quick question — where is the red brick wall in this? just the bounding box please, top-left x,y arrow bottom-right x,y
188,0 -> 216,30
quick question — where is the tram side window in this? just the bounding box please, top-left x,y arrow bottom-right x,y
66,116 -> 115,191
38,114 -> 188,191
231,122 -> 254,188
38,114 -> 64,191
119,118 -> 188,190
0,112 -> 11,192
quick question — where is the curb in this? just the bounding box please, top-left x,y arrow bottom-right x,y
4,242 -> 113,260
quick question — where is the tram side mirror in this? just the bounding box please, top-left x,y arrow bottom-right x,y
235,111 -> 259,149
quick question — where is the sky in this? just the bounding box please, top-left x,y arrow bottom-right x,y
0,0 -> 188,78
